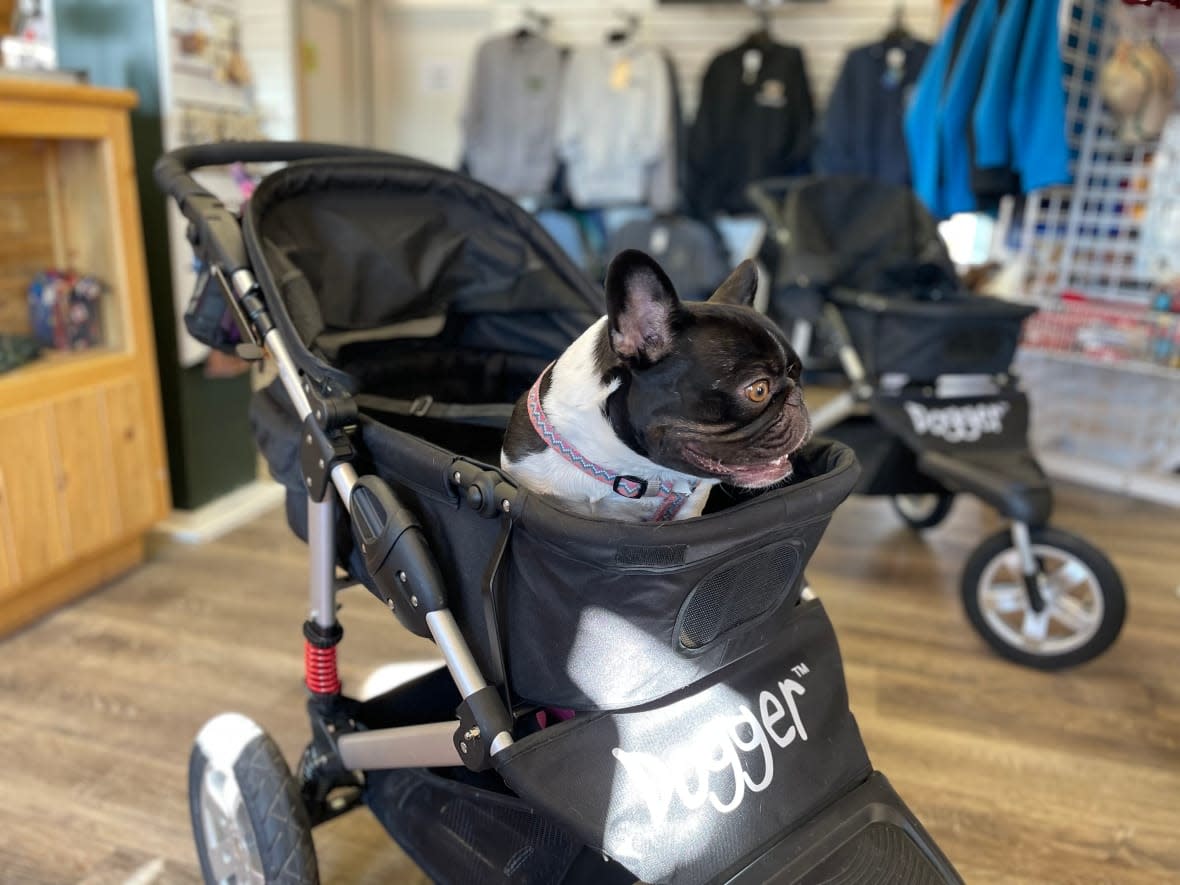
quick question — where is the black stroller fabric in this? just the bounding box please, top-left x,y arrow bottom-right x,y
244,157 -> 603,404
498,599 -> 873,885
765,176 -> 1035,378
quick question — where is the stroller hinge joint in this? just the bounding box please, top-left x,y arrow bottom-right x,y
451,460 -> 519,519
300,413 -> 355,503
455,687 -> 514,771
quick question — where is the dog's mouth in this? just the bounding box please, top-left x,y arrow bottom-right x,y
682,448 -> 796,487
681,429 -> 809,488
654,396 -> 812,489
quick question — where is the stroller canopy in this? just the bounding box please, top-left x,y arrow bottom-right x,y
244,156 -> 604,394
776,175 -> 960,296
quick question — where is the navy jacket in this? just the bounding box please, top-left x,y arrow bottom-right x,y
819,37 -> 931,186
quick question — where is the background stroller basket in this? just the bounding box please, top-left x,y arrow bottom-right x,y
157,142 -> 963,884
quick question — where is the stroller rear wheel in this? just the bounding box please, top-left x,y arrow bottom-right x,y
961,527 -> 1126,669
891,493 -> 955,530
189,713 -> 319,884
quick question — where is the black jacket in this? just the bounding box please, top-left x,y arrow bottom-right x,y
687,36 -> 815,217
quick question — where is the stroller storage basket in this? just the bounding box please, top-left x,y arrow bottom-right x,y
831,289 -> 1036,379
253,373 -> 860,711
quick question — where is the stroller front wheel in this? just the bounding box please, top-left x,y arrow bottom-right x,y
961,527 -> 1126,669
891,493 -> 955,530
189,713 -> 319,885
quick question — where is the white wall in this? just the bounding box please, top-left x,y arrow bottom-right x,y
369,0 -> 939,166
240,0 -> 300,140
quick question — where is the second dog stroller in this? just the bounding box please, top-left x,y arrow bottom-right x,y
157,143 -> 964,884
748,176 -> 1126,670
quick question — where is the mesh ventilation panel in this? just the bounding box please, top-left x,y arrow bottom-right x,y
676,541 -> 802,650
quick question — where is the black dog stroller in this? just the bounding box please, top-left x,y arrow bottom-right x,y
747,176 -> 1126,670
157,143 -> 964,884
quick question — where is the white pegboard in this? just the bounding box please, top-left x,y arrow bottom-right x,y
1018,0 -> 1180,305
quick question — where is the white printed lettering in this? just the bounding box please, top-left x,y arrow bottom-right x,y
903,401 -> 1010,443
611,666 -> 811,825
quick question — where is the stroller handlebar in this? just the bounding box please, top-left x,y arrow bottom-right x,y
153,141 -> 394,272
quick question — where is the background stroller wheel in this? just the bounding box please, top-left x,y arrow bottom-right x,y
891,493 -> 955,530
961,527 -> 1126,670
189,713 -> 319,885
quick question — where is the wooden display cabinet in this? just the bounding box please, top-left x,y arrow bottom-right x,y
0,80 -> 169,634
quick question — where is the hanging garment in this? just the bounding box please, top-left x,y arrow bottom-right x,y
904,2 -> 969,218
556,42 -> 676,209
461,32 -> 564,200
687,36 -> 815,217
1002,0 -> 1070,193
970,0 -> 1032,202
818,37 -> 931,186
938,0 -> 1000,215
906,0 -> 1071,218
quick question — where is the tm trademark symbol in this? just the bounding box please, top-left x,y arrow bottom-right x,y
791,663 -> 809,678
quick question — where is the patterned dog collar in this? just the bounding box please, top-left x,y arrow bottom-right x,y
527,363 -> 698,521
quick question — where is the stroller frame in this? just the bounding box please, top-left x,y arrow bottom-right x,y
161,144 -> 966,885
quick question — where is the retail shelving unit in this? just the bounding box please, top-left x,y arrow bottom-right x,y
0,80 -> 170,633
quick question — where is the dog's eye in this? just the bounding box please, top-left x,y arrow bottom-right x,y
745,379 -> 771,403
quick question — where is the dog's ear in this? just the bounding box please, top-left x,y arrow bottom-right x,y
708,259 -> 758,308
605,249 -> 682,365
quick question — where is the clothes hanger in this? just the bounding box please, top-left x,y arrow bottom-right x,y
883,1 -> 913,46
743,1 -> 776,48
606,10 -> 640,45
514,6 -> 551,41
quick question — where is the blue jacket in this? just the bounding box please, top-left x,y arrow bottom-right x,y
939,0 -> 1000,215
904,2 -> 968,218
906,0 -> 1070,218
1007,0 -> 1070,192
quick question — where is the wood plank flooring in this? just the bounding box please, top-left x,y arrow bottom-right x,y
0,482 -> 1177,884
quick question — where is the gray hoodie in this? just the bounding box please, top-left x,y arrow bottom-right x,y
462,33 -> 564,199
557,42 -> 677,211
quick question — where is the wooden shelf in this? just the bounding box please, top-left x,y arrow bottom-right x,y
0,81 -> 168,635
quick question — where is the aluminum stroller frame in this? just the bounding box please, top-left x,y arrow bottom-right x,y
748,176 -> 1127,670
158,143 -> 964,885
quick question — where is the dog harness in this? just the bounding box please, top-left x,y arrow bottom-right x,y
527,364 -> 699,521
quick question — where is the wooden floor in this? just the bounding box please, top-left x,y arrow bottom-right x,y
0,483 -> 1177,885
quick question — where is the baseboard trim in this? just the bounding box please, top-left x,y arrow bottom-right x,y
155,480 -> 286,544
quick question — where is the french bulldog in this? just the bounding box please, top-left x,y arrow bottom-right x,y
501,249 -> 811,521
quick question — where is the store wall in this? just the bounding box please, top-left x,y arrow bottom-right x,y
241,1 -> 300,141
368,0 -> 939,166
54,0 -> 306,511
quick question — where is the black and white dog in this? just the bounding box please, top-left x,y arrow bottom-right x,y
502,250 -> 811,521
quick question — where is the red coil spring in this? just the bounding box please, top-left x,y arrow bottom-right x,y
304,640 -> 341,695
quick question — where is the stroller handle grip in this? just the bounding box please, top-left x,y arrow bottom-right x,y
153,141 -> 394,272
